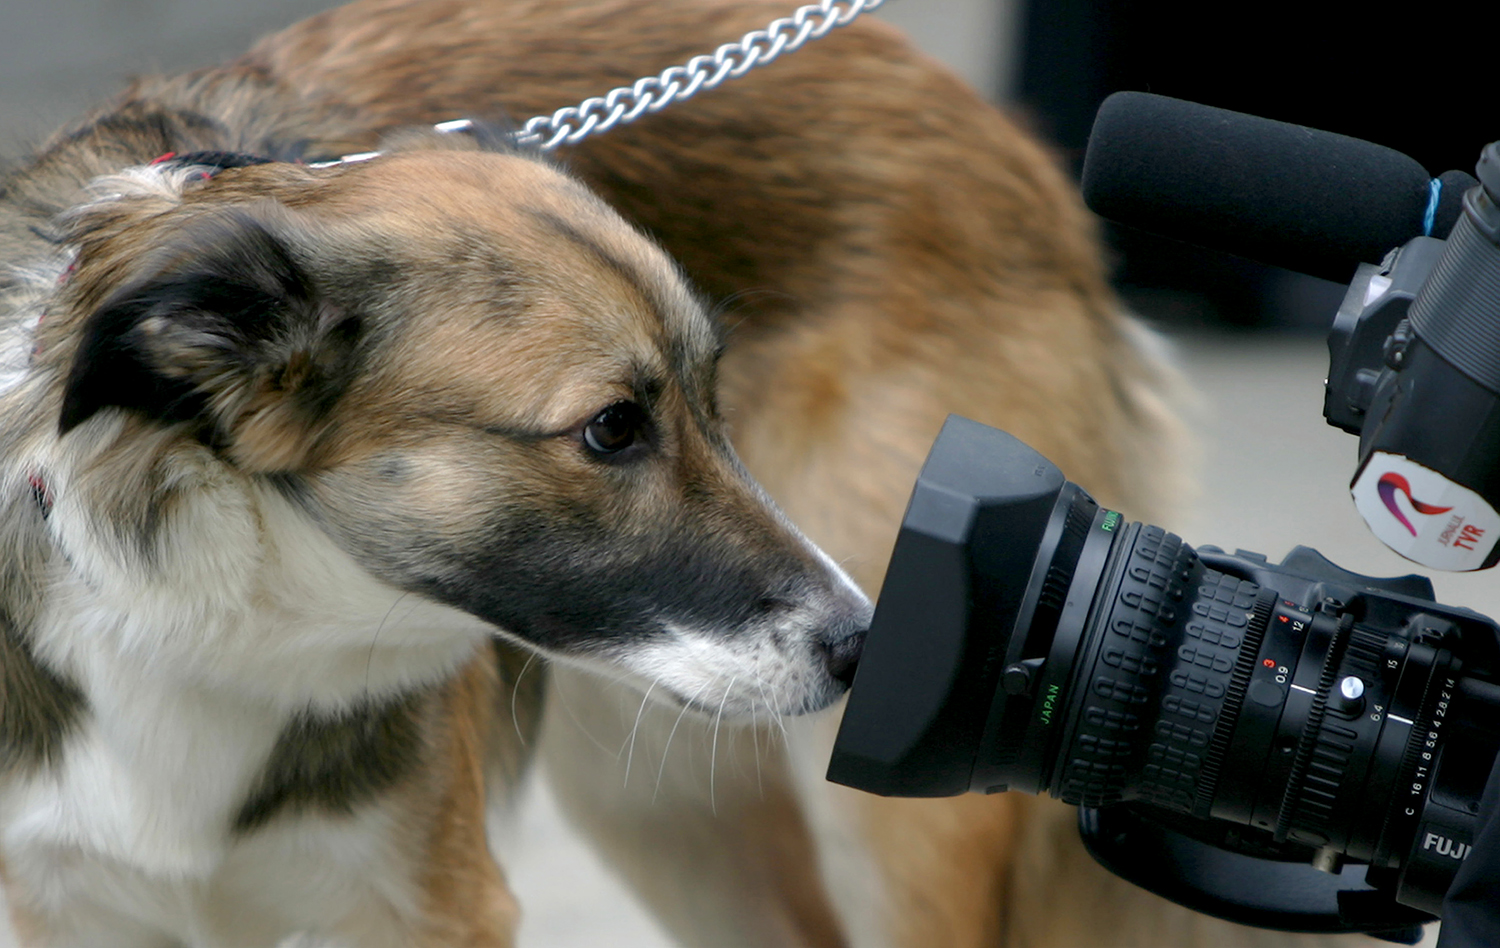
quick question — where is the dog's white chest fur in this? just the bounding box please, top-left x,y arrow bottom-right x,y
0,455 -> 493,945
2,653 -> 283,875
0,709 -> 407,947
4,774 -> 418,947
0,604 -> 478,944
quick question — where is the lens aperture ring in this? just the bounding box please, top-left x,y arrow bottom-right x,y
1274,612 -> 1355,844
1142,567 -> 1260,813
1194,587 -> 1277,817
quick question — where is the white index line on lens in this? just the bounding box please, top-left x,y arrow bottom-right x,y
1388,714 -> 1415,726
1290,684 -> 1318,696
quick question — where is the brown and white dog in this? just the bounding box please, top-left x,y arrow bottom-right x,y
0,2 -> 1344,947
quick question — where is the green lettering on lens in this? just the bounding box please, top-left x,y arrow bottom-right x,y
1039,683 -> 1061,725
1101,510 -> 1121,533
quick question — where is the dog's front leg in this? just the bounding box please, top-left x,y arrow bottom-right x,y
403,654 -> 524,948
539,667 -> 848,948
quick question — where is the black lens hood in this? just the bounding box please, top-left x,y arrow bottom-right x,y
829,416 -> 1073,796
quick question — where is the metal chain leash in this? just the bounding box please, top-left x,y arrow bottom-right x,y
307,0 -> 886,167
513,0 -> 887,150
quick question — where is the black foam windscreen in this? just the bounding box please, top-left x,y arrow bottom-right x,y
1082,92 -> 1463,283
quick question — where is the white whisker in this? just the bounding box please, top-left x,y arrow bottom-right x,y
510,651 -> 539,748
750,701 -> 764,798
553,668 -> 614,756
756,676 -> 792,748
709,676 -> 736,816
363,592 -> 410,698
654,680 -> 710,804
621,678 -> 657,788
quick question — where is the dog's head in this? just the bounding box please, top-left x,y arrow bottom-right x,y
36,148 -> 868,717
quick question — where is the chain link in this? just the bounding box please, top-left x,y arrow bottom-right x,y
513,0 -> 887,150
305,0 -> 886,167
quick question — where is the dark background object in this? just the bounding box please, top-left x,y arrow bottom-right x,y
1011,0 -> 1489,329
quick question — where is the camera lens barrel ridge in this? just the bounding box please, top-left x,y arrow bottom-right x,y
1052,525 -> 1268,814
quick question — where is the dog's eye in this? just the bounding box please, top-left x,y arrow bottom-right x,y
583,401 -> 648,457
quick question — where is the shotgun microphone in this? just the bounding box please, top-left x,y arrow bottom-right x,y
1081,91 -> 1475,282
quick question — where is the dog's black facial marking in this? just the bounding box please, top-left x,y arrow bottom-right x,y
396,504 -> 810,656
231,689 -> 431,834
60,208 -> 363,455
1,610 -> 87,774
59,275 -> 219,433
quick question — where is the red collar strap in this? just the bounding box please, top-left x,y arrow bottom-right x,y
27,471 -> 52,520
149,151 -> 275,180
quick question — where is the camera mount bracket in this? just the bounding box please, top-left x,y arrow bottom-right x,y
1078,805 -> 1433,944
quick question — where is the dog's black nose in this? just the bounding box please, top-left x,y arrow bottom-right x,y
821,629 -> 866,688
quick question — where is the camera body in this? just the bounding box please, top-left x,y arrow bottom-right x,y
1327,156 -> 1500,571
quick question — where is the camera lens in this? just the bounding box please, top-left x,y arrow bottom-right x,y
965,502 -> 1285,820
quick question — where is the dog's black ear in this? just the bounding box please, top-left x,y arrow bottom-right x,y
60,207 -> 362,471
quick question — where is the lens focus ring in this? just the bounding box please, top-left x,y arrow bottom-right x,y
1056,526 -> 1258,813
1057,526 -> 1193,807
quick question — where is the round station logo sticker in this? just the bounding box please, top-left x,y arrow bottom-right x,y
1352,453 -> 1500,572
